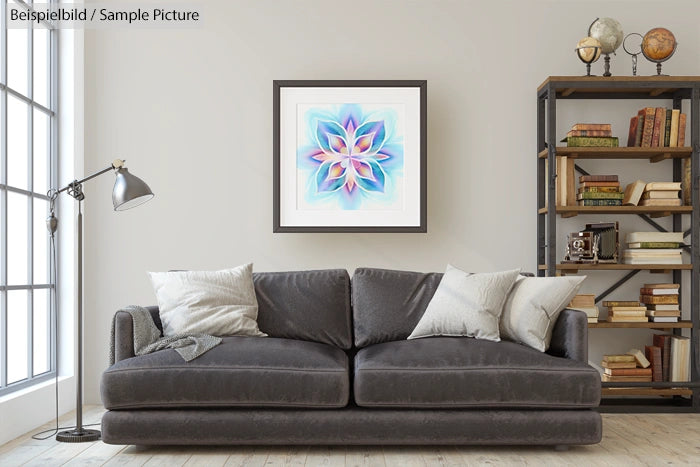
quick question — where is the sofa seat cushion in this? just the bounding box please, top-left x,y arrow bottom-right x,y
354,337 -> 600,409
101,337 -> 349,409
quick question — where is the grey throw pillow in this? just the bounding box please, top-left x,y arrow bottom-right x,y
407,265 -> 520,342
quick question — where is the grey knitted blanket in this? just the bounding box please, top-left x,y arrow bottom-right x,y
109,305 -> 222,364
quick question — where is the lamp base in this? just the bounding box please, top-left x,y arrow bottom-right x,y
56,428 -> 101,443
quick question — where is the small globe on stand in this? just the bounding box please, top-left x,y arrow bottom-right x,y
641,27 -> 677,76
576,37 -> 602,76
588,17 -> 624,77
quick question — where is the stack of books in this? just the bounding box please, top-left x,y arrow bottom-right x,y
646,334 -> 690,382
601,351 -> 651,382
627,107 -> 687,148
577,175 -> 622,206
622,231 -> 684,264
603,300 -> 647,323
567,294 -> 599,323
640,283 -> 680,323
562,123 -> 618,147
640,182 -> 682,207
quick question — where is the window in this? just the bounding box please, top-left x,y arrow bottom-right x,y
1,0 -> 57,395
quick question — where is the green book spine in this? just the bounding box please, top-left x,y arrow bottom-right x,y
577,192 -> 624,200
565,136 -> 619,147
664,108 -> 672,146
577,199 -> 623,206
630,242 -> 681,248
579,186 -> 622,193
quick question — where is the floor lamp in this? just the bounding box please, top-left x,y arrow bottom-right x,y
48,159 -> 154,442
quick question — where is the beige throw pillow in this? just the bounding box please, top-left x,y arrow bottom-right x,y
499,275 -> 585,352
148,263 -> 267,337
407,265 -> 521,342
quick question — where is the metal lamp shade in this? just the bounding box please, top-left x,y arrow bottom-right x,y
112,167 -> 154,211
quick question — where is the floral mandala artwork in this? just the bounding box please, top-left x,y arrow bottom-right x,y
298,104 -> 404,210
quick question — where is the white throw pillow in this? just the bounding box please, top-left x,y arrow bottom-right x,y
407,265 -> 521,342
148,263 -> 267,337
499,275 -> 586,352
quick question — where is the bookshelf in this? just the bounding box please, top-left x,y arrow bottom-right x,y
537,76 -> 700,413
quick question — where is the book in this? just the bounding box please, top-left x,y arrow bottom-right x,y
568,294 -> 596,307
603,368 -> 652,376
607,316 -> 648,322
645,182 -> 682,191
577,199 -> 622,206
640,295 -> 679,304
602,374 -> 652,382
579,175 -> 619,183
602,354 -> 636,363
624,257 -> 683,265
646,310 -> 681,317
640,107 -> 656,147
663,108 -> 672,147
579,186 -> 623,193
644,345 -> 663,382
678,113 -> 687,146
571,123 -> 611,131
649,316 -> 679,323
670,335 -> 690,382
627,242 -> 681,249
651,107 -> 665,147
601,361 -> 637,369
643,283 -> 680,289
626,232 -> 684,243
639,288 -> 679,295
623,249 -> 682,256
627,115 -> 639,147
683,158 -> 691,206
634,110 -> 644,146
565,136 -> 619,147
579,181 -> 621,188
669,109 -> 680,147
567,129 -> 613,137
646,304 -> 681,311
653,334 -> 672,382
606,306 -> 647,312
602,301 -> 640,307
639,199 -> 682,207
642,191 -> 680,199
622,180 -> 645,206
576,192 -> 624,200
569,306 -> 599,319
627,348 -> 651,368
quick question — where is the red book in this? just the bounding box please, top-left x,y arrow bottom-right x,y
641,107 -> 656,147
571,123 -> 611,131
603,368 -> 653,376
653,334 -> 672,382
579,175 -> 619,183
678,113 -> 687,146
644,345 -> 663,382
651,107 -> 665,147
627,116 -> 639,147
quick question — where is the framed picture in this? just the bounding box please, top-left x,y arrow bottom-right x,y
273,80 -> 427,232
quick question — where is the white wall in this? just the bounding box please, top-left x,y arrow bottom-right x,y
82,0 -> 700,403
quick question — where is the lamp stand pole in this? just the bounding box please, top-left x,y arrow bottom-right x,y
56,200 -> 100,442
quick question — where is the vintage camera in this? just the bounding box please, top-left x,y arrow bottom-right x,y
564,222 -> 619,264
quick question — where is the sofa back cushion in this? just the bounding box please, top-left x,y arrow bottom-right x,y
352,268 -> 442,347
253,269 -> 353,349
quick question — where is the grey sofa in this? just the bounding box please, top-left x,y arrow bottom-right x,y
101,268 -> 602,446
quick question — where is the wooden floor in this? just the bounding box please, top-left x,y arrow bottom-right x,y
1,406 -> 699,466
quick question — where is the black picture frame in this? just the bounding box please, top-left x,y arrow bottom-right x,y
273,80 -> 427,233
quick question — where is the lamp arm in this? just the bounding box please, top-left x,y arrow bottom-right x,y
54,159 -> 126,196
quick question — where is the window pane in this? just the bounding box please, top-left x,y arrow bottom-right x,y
34,110 -> 49,195
34,198 -> 49,284
33,26 -> 49,108
7,290 -> 29,384
7,28 -> 29,96
8,191 -> 29,285
33,289 -> 50,376
8,95 -> 29,190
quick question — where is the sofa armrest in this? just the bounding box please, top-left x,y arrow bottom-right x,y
547,309 -> 588,363
112,306 -> 161,363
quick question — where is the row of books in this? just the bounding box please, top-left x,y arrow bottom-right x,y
622,231 -> 684,265
622,180 -> 682,207
627,107 -> 687,148
601,336 -> 690,383
562,123 -> 619,147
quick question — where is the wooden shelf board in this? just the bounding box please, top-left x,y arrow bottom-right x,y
602,387 -> 693,397
589,320 -> 692,329
537,147 -> 691,160
539,264 -> 691,272
538,76 -> 700,95
538,206 -> 691,217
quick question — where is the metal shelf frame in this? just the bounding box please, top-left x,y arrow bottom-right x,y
536,76 -> 700,412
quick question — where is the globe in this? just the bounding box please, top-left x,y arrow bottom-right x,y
588,17 -> 624,54
576,37 -> 602,63
642,28 -> 677,61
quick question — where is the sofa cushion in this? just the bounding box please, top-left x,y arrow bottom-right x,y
254,269 -> 352,349
101,337 -> 349,409
352,268 -> 443,347
354,337 -> 600,409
